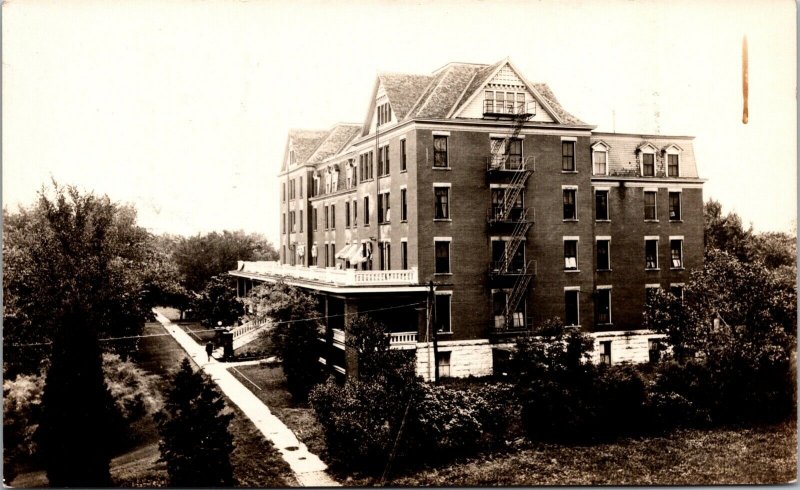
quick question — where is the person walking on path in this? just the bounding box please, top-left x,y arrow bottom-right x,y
205,341 -> 214,362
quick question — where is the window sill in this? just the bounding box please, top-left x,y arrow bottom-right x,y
564,269 -> 581,273
437,331 -> 453,336
563,219 -> 579,222
379,221 -> 391,225
596,219 -> 611,223
400,169 -> 408,174
378,174 -> 390,179
360,179 -> 374,183
434,272 -> 453,276
670,267 -> 686,271
646,268 -> 660,271
433,218 -> 452,222
400,219 -> 408,223
669,219 -> 683,223
562,170 -> 578,174
644,219 -> 659,223
432,167 -> 452,171
596,268 -> 612,272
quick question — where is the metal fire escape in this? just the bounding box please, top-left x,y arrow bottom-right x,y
486,101 -> 536,332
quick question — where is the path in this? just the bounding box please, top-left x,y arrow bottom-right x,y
153,310 -> 339,487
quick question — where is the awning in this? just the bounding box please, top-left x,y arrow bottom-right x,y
311,245 -> 317,258
350,242 -> 371,265
336,244 -> 358,260
347,244 -> 365,263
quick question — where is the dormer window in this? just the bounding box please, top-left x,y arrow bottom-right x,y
663,144 -> 682,177
377,102 -> 392,126
637,143 -> 658,177
591,141 -> 610,175
289,150 -> 296,166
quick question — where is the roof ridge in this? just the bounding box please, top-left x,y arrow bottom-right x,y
404,68 -> 448,120
412,66 -> 453,117
446,69 -> 480,118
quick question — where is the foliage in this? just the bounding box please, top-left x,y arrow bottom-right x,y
345,314 -> 417,386
244,282 -> 323,401
3,183 -> 155,375
173,230 -> 278,293
156,358 -> 234,487
140,234 -> 191,312
102,353 -> 163,423
704,199 -> 754,263
190,274 -> 244,327
3,373 -> 45,483
35,309 -> 122,487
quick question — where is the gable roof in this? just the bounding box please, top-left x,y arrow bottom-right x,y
281,129 -> 328,172
363,58 -> 585,127
307,124 -> 361,164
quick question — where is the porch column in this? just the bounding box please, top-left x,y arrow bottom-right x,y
343,298 -> 360,379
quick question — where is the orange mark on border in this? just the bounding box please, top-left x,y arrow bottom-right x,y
742,35 -> 749,124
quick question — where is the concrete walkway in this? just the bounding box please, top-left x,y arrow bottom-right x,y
153,311 -> 339,487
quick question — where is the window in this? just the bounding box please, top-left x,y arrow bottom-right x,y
433,135 -> 448,168
490,138 -> 524,169
644,191 -> 657,220
492,290 -> 525,329
364,196 -> 370,225
282,183 -> 286,202
323,206 -> 329,229
289,211 -> 295,232
564,239 -> 578,270
377,102 -> 392,126
434,187 -> 450,219
299,177 -> 303,198
379,242 -> 391,270
401,241 -> 408,269
645,239 -> 659,269
670,284 -> 684,301
597,239 -> 610,270
667,153 -> 679,177
563,188 -> 577,220
435,294 -> 451,333
400,139 -> 407,171
595,190 -> 609,221
596,288 -> 611,325
648,339 -> 662,363
436,351 -> 451,377
565,290 -> 579,326
669,192 -> 681,220
329,244 -> 335,267
282,213 -> 286,234
352,199 -> 358,227
600,341 -> 612,365
670,239 -> 683,268
593,149 -> 607,175
330,204 -> 336,229
645,285 -> 661,304
312,207 -> 317,232
562,141 -> 575,171
435,240 -> 450,274
492,240 -> 525,272
378,192 -> 390,224
400,188 -> 408,221
378,145 -> 390,177
484,90 -> 526,114
345,201 -> 350,227
299,210 -> 303,232
346,164 -> 353,189
642,152 -> 655,176
359,152 -> 374,180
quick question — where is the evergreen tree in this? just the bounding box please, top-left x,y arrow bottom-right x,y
35,308 -> 122,487
156,358 -> 234,487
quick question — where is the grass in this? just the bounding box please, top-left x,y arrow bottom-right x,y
227,365 -> 327,460
11,312 -> 297,488
229,362 -> 797,487
385,420 -> 797,486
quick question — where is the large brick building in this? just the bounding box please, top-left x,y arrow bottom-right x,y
231,58 -> 704,379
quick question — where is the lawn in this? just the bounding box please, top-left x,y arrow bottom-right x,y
10,313 -> 297,488
229,363 -> 797,486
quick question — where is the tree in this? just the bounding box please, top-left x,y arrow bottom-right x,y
35,308 -> 123,487
173,230 -> 278,293
345,314 -> 416,386
246,282 -> 322,401
704,199 -> 754,262
156,358 -> 234,487
4,183 -> 154,375
190,274 -> 244,327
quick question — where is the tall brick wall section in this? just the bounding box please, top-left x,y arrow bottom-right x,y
526,134 -> 595,327
592,183 -> 703,330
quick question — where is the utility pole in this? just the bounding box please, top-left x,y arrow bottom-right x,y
429,280 -> 439,383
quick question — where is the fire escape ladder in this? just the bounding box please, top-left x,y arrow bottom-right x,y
505,260 -> 535,330
497,217 -> 531,273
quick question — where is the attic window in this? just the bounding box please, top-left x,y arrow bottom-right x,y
484,90 -> 527,115
377,102 -> 392,126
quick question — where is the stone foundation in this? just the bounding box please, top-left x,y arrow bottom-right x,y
415,339 -> 493,381
590,330 -> 667,364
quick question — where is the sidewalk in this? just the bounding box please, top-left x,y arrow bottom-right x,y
153,310 -> 339,487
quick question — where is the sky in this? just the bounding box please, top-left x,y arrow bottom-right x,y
3,0 -> 796,246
